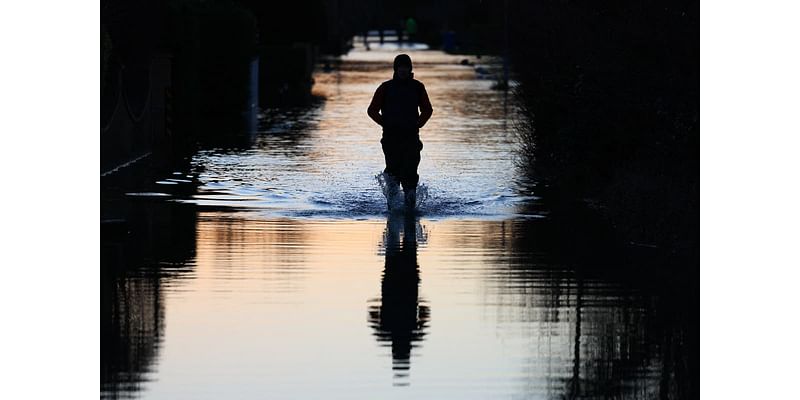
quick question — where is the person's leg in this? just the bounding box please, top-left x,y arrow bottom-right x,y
382,138 -> 403,179
400,142 -> 421,207
399,150 -> 420,191
381,138 -> 402,207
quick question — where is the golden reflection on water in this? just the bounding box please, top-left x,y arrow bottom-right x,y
100,212 -> 687,399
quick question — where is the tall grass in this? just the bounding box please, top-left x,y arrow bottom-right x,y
508,0 -> 699,254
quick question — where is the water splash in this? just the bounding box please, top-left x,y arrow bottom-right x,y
376,172 -> 402,211
375,172 -> 429,213
415,183 -> 429,210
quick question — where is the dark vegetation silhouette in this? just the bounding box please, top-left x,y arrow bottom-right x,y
101,0 -> 367,172
410,0 -> 698,256
506,1 -> 699,256
166,1 -> 258,138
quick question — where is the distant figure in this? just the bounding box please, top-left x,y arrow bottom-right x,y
405,17 -> 417,43
368,54 -> 433,209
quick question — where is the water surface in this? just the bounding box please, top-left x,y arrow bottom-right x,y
102,44 -> 695,399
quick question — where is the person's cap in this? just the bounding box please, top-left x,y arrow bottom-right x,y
393,54 -> 413,71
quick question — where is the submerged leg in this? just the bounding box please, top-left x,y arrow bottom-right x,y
383,137 -> 421,211
400,148 -> 421,209
404,187 -> 416,209
382,139 -> 405,210
382,171 -> 401,210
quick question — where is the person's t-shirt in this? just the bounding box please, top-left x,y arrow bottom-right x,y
369,78 -> 432,136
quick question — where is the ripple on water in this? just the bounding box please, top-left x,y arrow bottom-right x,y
127,191 -> 171,196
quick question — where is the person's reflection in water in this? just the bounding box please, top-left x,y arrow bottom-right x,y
368,214 -> 430,385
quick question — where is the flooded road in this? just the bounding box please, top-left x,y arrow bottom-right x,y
184,45 -> 531,218
102,44 -> 695,399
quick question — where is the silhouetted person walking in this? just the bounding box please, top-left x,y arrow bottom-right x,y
368,54 -> 433,209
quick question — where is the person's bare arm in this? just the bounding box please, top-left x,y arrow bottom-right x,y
417,83 -> 433,128
367,83 -> 385,126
